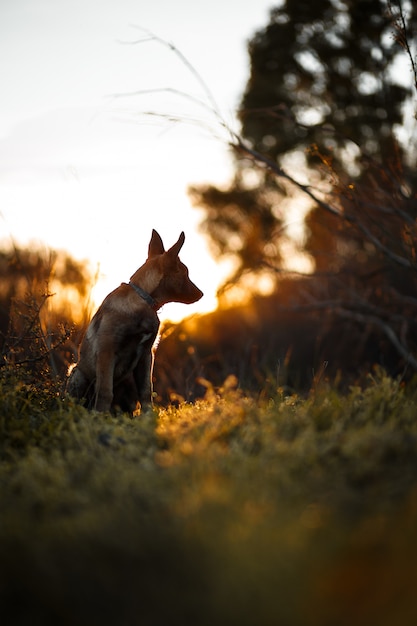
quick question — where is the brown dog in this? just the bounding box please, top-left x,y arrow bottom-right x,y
67,230 -> 203,413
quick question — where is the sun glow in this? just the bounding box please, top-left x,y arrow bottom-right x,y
0,0 -> 289,325
0,117 -> 235,323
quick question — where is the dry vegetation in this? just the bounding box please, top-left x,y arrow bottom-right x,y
1,367 -> 417,626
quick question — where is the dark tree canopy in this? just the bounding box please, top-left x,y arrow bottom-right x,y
192,0 -> 417,285
191,0 -> 417,376
241,0 -> 412,168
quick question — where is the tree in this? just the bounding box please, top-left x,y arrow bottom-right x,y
241,0 -> 411,166
191,0 -> 417,375
192,0 -> 416,286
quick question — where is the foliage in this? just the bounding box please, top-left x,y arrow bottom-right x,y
0,244 -> 93,382
155,281 -> 409,403
192,0 -> 417,280
1,369 -> 417,625
190,0 -> 417,379
240,0 -> 412,166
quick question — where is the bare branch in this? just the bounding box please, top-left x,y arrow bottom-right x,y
120,28 -> 416,277
231,137 -> 416,270
110,86 -> 216,119
388,0 -> 417,93
335,307 -> 417,370
273,296 -> 417,371
116,26 -> 228,132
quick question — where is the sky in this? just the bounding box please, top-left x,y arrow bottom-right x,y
0,0 -> 275,320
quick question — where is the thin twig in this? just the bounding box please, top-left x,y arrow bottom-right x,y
231,137 -> 415,270
335,307 -> 417,370
117,26 -> 229,132
389,0 -> 417,92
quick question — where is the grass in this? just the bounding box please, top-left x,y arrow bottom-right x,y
1,369 -> 417,625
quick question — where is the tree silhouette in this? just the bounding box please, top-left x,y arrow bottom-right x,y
191,0 -> 417,374
192,0 -> 416,284
241,0 -> 411,165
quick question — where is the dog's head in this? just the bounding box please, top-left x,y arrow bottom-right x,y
132,230 -> 203,307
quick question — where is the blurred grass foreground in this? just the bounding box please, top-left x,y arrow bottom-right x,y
1,370 -> 417,626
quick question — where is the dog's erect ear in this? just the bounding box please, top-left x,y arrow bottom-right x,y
166,232 -> 185,259
148,229 -> 165,258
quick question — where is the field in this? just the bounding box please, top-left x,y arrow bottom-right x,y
1,370 -> 417,626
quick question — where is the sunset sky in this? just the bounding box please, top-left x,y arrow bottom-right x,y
0,0 -> 275,320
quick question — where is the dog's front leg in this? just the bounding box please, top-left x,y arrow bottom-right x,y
134,349 -> 154,413
95,350 -> 115,412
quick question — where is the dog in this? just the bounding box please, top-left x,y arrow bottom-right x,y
67,229 -> 203,413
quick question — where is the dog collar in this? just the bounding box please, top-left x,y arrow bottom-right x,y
128,281 -> 157,309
